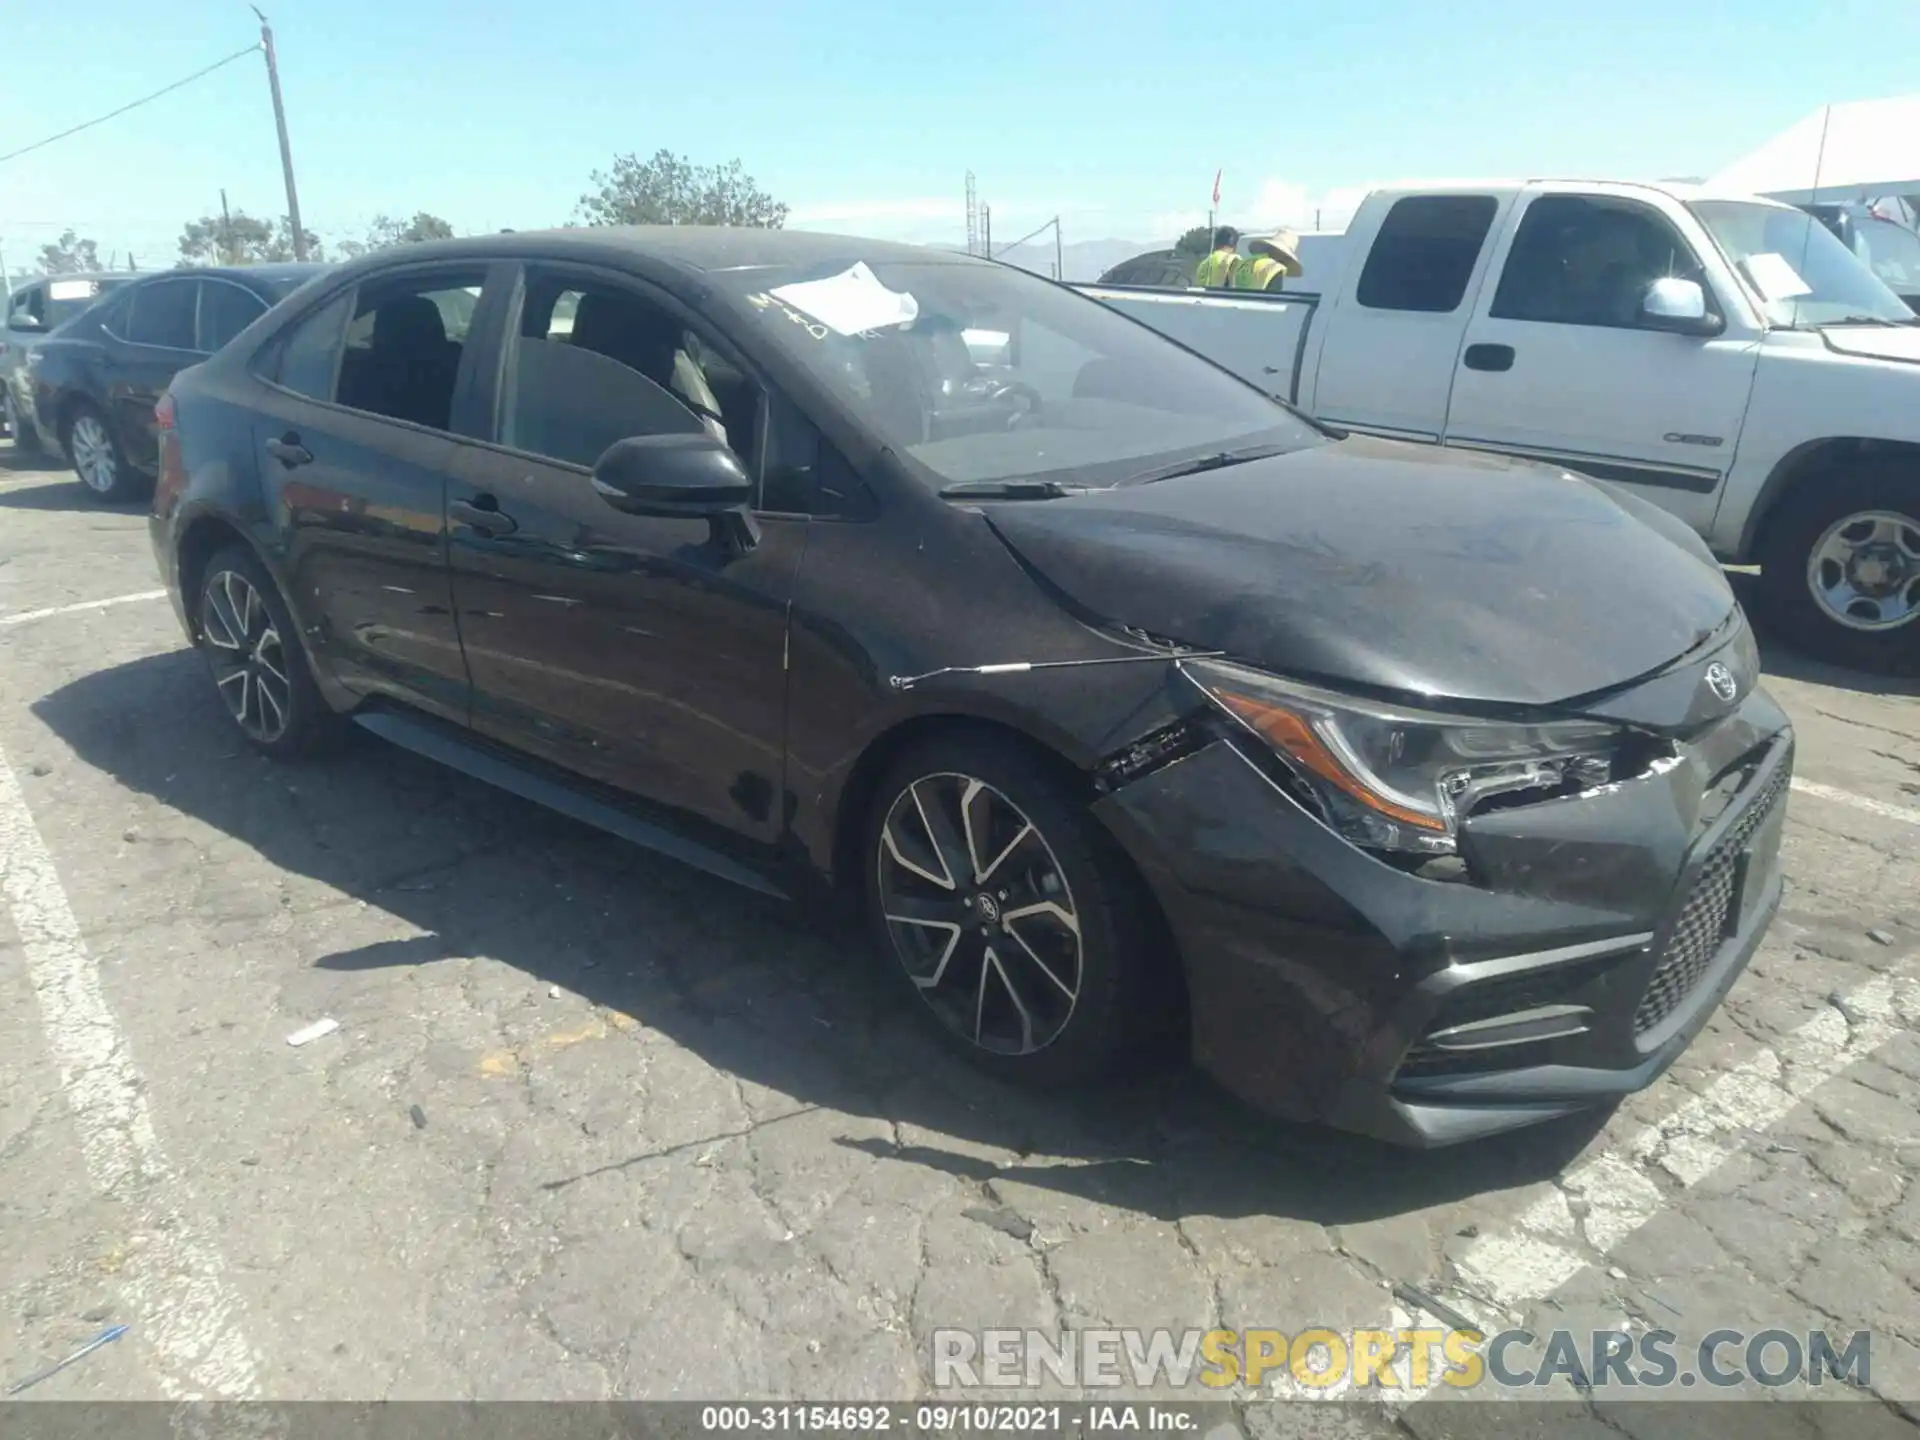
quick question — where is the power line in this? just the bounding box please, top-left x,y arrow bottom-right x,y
0,43 -> 261,167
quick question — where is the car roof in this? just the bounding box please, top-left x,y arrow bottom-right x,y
12,271 -> 130,290
348,226 -> 987,276
138,263 -> 330,285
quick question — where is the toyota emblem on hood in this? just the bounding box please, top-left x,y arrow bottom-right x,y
1704,661 -> 1739,704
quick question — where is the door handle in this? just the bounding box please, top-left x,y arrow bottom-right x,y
450,497 -> 518,536
264,433 -> 313,467
1463,343 -> 1515,372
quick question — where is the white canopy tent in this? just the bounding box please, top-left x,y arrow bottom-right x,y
1709,96 -> 1920,204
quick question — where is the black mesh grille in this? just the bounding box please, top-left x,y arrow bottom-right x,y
1633,761 -> 1788,1037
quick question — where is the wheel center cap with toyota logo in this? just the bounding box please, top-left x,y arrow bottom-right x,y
1704,661 -> 1739,705
972,892 -> 1001,925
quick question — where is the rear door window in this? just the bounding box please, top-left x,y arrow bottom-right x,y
125,279 -> 201,350
333,270 -> 490,432
1355,195 -> 1498,313
198,280 -> 268,352
264,291 -> 355,402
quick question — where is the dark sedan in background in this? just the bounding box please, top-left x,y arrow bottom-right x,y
27,263 -> 323,500
151,228 -> 1789,1145
3,272 -> 134,449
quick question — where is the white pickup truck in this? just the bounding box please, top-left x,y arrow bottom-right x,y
1077,180 -> 1920,674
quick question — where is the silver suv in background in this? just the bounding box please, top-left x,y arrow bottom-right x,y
2,273 -> 132,451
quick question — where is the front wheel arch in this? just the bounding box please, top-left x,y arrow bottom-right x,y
1742,437 -> 1920,561
1753,454 -> 1920,672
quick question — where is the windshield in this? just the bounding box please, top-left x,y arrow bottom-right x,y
45,277 -> 130,328
1853,217 -> 1920,300
1688,201 -> 1913,327
713,256 -> 1320,490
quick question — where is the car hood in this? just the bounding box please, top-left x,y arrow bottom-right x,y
1820,324 -> 1920,364
982,436 -> 1735,708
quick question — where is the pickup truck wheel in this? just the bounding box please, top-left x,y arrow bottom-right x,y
1759,469 -> 1920,675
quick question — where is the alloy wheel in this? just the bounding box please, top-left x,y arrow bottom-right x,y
876,772 -> 1083,1055
1806,508 -> 1920,633
201,569 -> 293,743
70,414 -> 118,494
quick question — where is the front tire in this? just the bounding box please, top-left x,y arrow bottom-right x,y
1759,466 -> 1920,675
64,402 -> 142,502
863,732 -> 1170,1086
196,546 -> 343,758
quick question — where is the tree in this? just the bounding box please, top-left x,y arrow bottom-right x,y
1174,225 -> 1211,257
178,211 -> 323,265
576,149 -> 787,228
334,211 -> 456,260
39,230 -> 103,274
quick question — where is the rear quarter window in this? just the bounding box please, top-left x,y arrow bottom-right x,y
1355,195 -> 1499,313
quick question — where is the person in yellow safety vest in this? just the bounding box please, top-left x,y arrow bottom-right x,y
1191,227 -> 1242,288
1231,228 -> 1306,291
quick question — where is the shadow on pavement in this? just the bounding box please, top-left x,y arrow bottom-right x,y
40,648 -> 1613,1231
0,475 -> 142,514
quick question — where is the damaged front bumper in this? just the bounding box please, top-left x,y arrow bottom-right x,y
1092,684 -> 1792,1147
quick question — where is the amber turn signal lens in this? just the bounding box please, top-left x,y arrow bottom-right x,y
1214,690 -> 1448,832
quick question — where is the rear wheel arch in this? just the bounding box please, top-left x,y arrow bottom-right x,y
176,515 -> 265,642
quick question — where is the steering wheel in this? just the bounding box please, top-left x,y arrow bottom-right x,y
990,381 -> 1044,430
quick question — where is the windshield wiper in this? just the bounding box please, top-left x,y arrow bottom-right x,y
937,478 -> 1085,500
1823,314 -> 1918,327
1115,443 -> 1295,489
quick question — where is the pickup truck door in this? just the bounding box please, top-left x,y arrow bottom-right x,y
1307,194 -> 1506,440
1442,190 -> 1763,533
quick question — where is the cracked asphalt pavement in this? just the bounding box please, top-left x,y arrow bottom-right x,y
2,441 -> 1919,1435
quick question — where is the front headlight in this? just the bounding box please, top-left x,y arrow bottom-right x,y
1184,659 -> 1626,856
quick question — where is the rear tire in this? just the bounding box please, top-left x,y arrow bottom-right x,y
64,401 -> 143,502
862,731 -> 1172,1087
196,545 -> 344,759
1758,465 -> 1920,676
3,386 -> 41,454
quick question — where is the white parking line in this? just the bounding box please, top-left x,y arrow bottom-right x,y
1354,964 -> 1920,1403
1450,968 -> 1916,1313
1791,778 -> 1920,829
0,590 -> 168,629
0,741 -> 263,1399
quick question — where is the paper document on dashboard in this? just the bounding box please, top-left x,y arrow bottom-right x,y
771,263 -> 920,336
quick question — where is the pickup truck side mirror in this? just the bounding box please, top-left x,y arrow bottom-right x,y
591,433 -> 760,553
6,312 -> 47,334
1639,277 -> 1724,337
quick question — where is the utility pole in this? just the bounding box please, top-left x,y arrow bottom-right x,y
252,8 -> 307,261
982,203 -> 991,257
220,188 -> 235,265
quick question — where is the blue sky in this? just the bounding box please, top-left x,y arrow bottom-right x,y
4,0 -> 1919,270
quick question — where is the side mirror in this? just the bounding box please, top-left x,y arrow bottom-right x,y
7,313 -> 46,334
591,433 -> 759,552
1639,277 -> 1723,337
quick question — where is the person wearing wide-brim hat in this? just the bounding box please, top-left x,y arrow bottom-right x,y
1233,229 -> 1305,291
